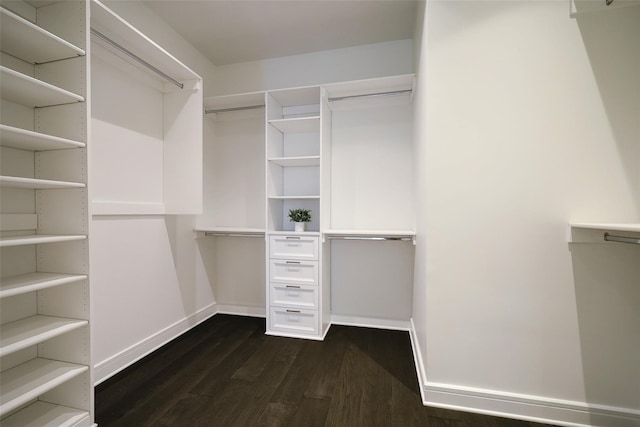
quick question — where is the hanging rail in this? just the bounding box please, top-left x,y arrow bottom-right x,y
604,232 -> 640,245
328,89 -> 413,103
204,105 -> 264,115
90,28 -> 184,89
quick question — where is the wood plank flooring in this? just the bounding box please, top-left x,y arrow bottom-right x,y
95,315 -> 555,427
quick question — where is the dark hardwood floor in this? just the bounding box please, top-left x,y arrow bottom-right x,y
95,315 -> 554,427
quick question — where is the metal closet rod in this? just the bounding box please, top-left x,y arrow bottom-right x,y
604,232 -> 640,245
90,28 -> 184,90
204,105 -> 264,115
328,89 -> 413,103
327,236 -> 412,241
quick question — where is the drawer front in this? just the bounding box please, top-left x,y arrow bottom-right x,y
270,283 -> 318,309
269,307 -> 318,335
269,260 -> 318,285
269,235 -> 318,260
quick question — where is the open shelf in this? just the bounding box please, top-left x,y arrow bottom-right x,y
0,176 -> 85,189
268,156 -> 320,167
268,195 -> 320,200
0,125 -> 85,151
204,91 -> 265,113
0,235 -> 87,248
269,116 -> 320,133
569,223 -> 640,233
324,229 -> 416,238
0,401 -> 89,427
0,66 -> 84,107
0,358 -> 88,417
0,315 -> 88,357
0,7 -> 85,64
0,273 -> 87,299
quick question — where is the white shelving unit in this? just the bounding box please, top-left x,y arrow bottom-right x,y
90,0 -> 203,215
569,222 -> 640,244
0,0 -> 92,425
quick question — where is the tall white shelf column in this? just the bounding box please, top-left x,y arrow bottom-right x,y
0,1 -> 93,426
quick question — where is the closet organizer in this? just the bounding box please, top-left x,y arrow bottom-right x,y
196,74 -> 416,339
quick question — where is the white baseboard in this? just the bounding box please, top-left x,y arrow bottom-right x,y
330,314 -> 411,331
215,304 -> 265,318
94,302 -> 218,385
407,319 -> 640,427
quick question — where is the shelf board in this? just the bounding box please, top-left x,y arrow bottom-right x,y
324,229 -> 416,238
0,401 -> 89,427
0,175 -> 85,189
325,74 -> 415,100
0,272 -> 87,299
0,125 -> 85,151
0,66 -> 85,107
204,91 -> 265,113
268,156 -> 320,167
269,116 -> 320,133
0,358 -> 88,417
0,234 -> 87,248
0,315 -> 88,357
268,195 -> 320,200
569,223 -> 640,233
195,226 -> 265,234
0,7 -> 85,64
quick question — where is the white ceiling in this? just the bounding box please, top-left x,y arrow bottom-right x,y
144,0 -> 419,66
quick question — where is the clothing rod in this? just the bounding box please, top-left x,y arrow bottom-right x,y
90,28 -> 184,90
328,89 -> 413,103
204,105 -> 265,115
604,232 -> 640,245
204,232 -> 263,238
327,236 -> 412,241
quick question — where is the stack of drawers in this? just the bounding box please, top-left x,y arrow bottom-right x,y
267,234 -> 320,337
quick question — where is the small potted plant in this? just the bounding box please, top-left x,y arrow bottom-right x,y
288,208 -> 312,232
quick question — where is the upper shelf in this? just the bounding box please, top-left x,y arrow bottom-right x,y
0,7 -> 85,64
91,0 -> 200,86
325,74 -> 415,110
0,66 -> 84,107
269,116 -> 320,133
570,223 -> 640,233
0,176 -> 85,189
0,125 -> 85,151
204,91 -> 265,114
268,156 -> 320,167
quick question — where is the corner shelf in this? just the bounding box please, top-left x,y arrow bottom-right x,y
0,235 -> 87,248
0,66 -> 84,107
0,7 -> 85,64
0,315 -> 88,357
0,125 -> 85,151
0,176 -> 85,189
0,358 -> 88,417
0,401 -> 89,427
0,273 -> 87,299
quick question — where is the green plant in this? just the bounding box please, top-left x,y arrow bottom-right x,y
288,208 -> 312,223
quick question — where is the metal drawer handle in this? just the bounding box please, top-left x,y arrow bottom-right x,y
285,261 -> 301,264
285,285 -> 301,289
285,236 -> 301,240
286,309 -> 301,313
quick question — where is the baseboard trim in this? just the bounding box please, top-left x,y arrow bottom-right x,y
94,302 -> 218,385
330,314 -> 411,331
215,304 -> 265,318
406,320 -> 640,427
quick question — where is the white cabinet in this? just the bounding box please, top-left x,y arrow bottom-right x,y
0,1 -> 92,425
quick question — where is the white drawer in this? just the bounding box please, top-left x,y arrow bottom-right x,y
270,283 -> 318,309
269,235 -> 318,260
269,307 -> 318,335
269,260 -> 318,285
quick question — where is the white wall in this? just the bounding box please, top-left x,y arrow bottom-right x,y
412,1 -> 640,425
212,39 -> 413,95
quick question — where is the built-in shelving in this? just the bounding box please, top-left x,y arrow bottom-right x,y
0,176 -> 86,189
0,273 -> 87,299
0,125 -> 86,151
269,116 -> 320,133
0,234 -> 87,248
0,66 -> 84,108
268,156 -> 320,167
0,401 -> 89,427
0,7 -> 85,64
0,315 -> 88,357
0,358 -> 88,417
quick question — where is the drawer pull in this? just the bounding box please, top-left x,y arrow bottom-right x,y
286,309 -> 301,313
285,261 -> 301,264
285,236 -> 301,240
285,285 -> 301,289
